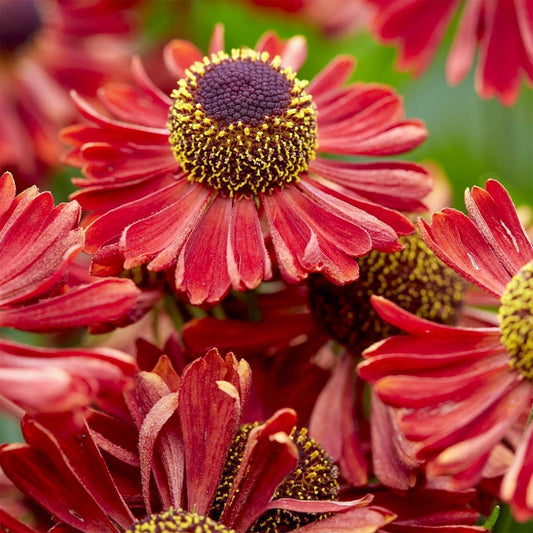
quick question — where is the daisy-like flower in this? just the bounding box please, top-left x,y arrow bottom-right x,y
62,25 -> 430,306
0,0 -> 138,184
0,349 -> 395,533
358,179 -> 533,521
0,171 -> 140,332
366,0 -> 533,105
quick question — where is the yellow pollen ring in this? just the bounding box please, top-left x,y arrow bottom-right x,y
499,259 -> 533,380
167,48 -> 317,197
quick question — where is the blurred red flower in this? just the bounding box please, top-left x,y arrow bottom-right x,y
367,0 -> 533,104
62,25 -> 430,306
0,0 -> 139,184
358,180 -> 533,521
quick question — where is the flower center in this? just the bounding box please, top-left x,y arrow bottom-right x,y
168,49 -> 317,197
126,509 -> 235,533
0,0 -> 42,54
308,234 -> 466,351
499,259 -> 533,380
211,424 -> 338,533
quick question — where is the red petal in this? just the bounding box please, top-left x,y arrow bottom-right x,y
163,39 -> 204,79
220,409 -> 299,531
178,350 -> 245,514
0,279 -> 140,331
308,56 -> 356,103
228,198 -> 272,291
174,196 -> 232,305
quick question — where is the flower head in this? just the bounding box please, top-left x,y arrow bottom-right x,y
63,26 -> 430,305
367,0 -> 533,104
358,179 -> 533,521
0,349 -> 394,532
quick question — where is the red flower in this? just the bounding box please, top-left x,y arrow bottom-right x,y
358,180 -> 533,521
0,171 -> 140,332
62,25 -> 430,306
0,349 -> 395,532
0,0 -> 139,184
0,338 -> 137,417
367,0 -> 533,104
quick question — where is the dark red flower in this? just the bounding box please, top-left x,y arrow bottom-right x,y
62,25 -> 430,306
0,349 -> 395,532
0,0 -> 139,184
358,180 -> 533,521
0,171 -> 141,332
367,0 -> 533,104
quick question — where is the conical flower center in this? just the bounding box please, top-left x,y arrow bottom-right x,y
0,0 -> 42,54
126,509 -> 235,533
308,234 -> 466,351
168,49 -> 317,197
499,259 -> 533,380
211,424 -> 338,533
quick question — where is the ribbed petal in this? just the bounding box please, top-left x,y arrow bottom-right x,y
310,158 -> 431,212
418,210 -> 512,298
309,354 -> 367,486
85,180 -> 185,254
227,198 -> 272,291
263,186 -> 375,284
465,180 -> 533,275
370,393 -> 419,490
0,279 -> 140,331
178,350 -> 247,514
122,183 -> 210,271
98,83 -> 170,127
476,0 -> 526,104
318,118 -> 427,156
220,408 -> 299,531
172,195 -> 232,305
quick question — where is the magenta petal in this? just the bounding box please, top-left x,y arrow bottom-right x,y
178,351 -> 245,514
0,509 -> 38,533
